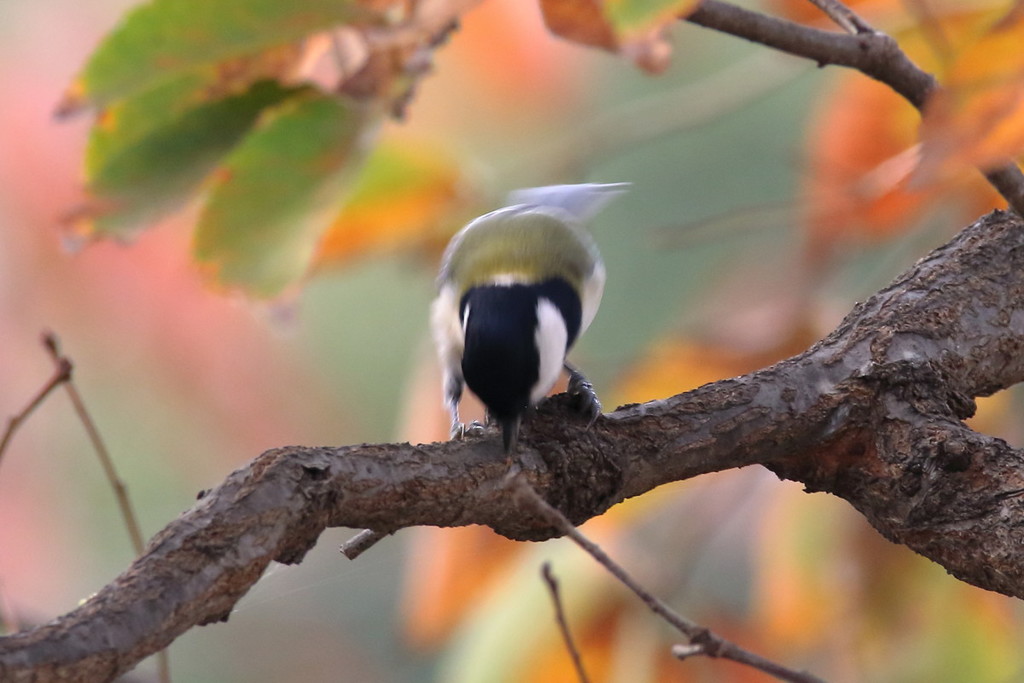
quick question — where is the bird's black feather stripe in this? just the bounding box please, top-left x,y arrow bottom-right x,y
459,277 -> 582,421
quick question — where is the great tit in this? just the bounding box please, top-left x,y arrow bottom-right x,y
431,182 -> 628,453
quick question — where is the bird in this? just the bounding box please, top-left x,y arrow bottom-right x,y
430,182 -> 628,453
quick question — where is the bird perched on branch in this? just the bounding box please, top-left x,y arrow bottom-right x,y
431,182 -> 628,453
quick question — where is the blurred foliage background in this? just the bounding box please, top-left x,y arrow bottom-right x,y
2,0 -> 1024,681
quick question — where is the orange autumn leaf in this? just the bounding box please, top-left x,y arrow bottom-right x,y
402,525 -> 524,648
967,391 -> 1024,447
799,9 -> 1006,257
440,0 -> 586,113
919,8 -> 1024,179
541,0 -> 617,51
613,330 -> 815,407
802,74 -> 933,251
750,487 -> 1023,679
539,0 -> 701,73
614,340 -> 756,405
605,0 -> 700,73
844,523 -> 1020,679
750,492 -> 856,648
520,609 -> 619,682
312,138 -> 471,269
402,503 -> 659,651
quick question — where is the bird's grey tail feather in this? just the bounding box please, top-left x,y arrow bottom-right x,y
506,183 -> 630,223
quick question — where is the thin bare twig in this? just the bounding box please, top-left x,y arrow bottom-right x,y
42,334 -> 146,556
0,354 -> 72,472
541,563 -> 591,683
515,480 -> 826,683
40,333 -> 169,683
0,334 -> 171,680
805,0 -> 874,34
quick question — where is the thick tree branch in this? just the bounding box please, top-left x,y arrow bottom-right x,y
3,210 -> 1024,679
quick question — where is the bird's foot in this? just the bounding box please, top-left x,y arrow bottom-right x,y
566,365 -> 602,428
450,420 -> 486,440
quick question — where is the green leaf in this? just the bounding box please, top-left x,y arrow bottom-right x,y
313,138 -> 468,267
193,91 -> 370,297
61,0 -> 369,112
86,71 -> 213,171
605,0 -> 700,35
80,79 -> 299,237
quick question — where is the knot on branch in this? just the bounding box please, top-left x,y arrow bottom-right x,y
875,421 -> 983,523
690,627 -> 722,658
859,358 -> 976,420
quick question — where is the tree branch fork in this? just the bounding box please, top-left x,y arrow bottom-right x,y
3,209 -> 1024,679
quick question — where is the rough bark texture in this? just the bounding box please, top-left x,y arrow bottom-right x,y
3,210 -> 1024,680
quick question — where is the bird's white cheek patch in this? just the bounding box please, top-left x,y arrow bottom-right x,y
532,298 -> 569,405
